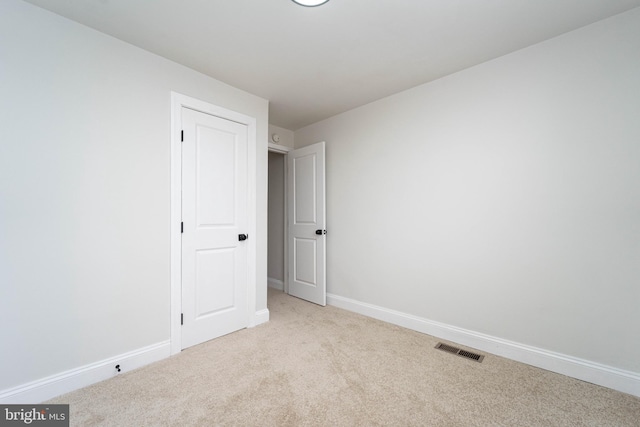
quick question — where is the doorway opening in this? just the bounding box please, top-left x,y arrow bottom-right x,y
267,149 -> 288,295
267,141 -> 327,307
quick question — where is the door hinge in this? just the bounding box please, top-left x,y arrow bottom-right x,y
181,313 -> 183,325
181,222 -> 183,233
181,130 -> 184,142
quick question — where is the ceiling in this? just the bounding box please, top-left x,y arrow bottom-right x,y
24,0 -> 640,130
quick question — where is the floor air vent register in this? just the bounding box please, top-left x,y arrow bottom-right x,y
435,342 -> 485,363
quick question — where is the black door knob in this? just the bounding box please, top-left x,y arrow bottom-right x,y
315,229 -> 326,235
238,234 -> 248,241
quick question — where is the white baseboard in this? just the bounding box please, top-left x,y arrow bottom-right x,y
327,293 -> 640,397
253,308 -> 270,327
0,340 -> 171,404
267,277 -> 284,291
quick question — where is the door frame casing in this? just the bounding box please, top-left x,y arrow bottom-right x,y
170,92 -> 257,355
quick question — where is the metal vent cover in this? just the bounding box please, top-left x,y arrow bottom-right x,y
435,342 -> 484,363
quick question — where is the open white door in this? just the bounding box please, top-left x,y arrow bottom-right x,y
287,141 -> 326,306
181,107 -> 249,349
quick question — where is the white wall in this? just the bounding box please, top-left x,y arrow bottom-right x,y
268,125 -> 295,149
0,0 -> 268,393
268,152 -> 285,284
295,8 -> 640,376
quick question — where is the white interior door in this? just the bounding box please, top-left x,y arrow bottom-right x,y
181,107 -> 249,349
287,141 -> 326,306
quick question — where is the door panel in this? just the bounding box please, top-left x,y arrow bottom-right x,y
294,154 -> 316,223
182,107 -> 248,349
196,127 -> 236,226
195,248 -> 235,315
287,141 -> 326,306
294,237 -> 317,285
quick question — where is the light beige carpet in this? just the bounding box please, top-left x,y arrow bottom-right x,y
49,289 -> 640,426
